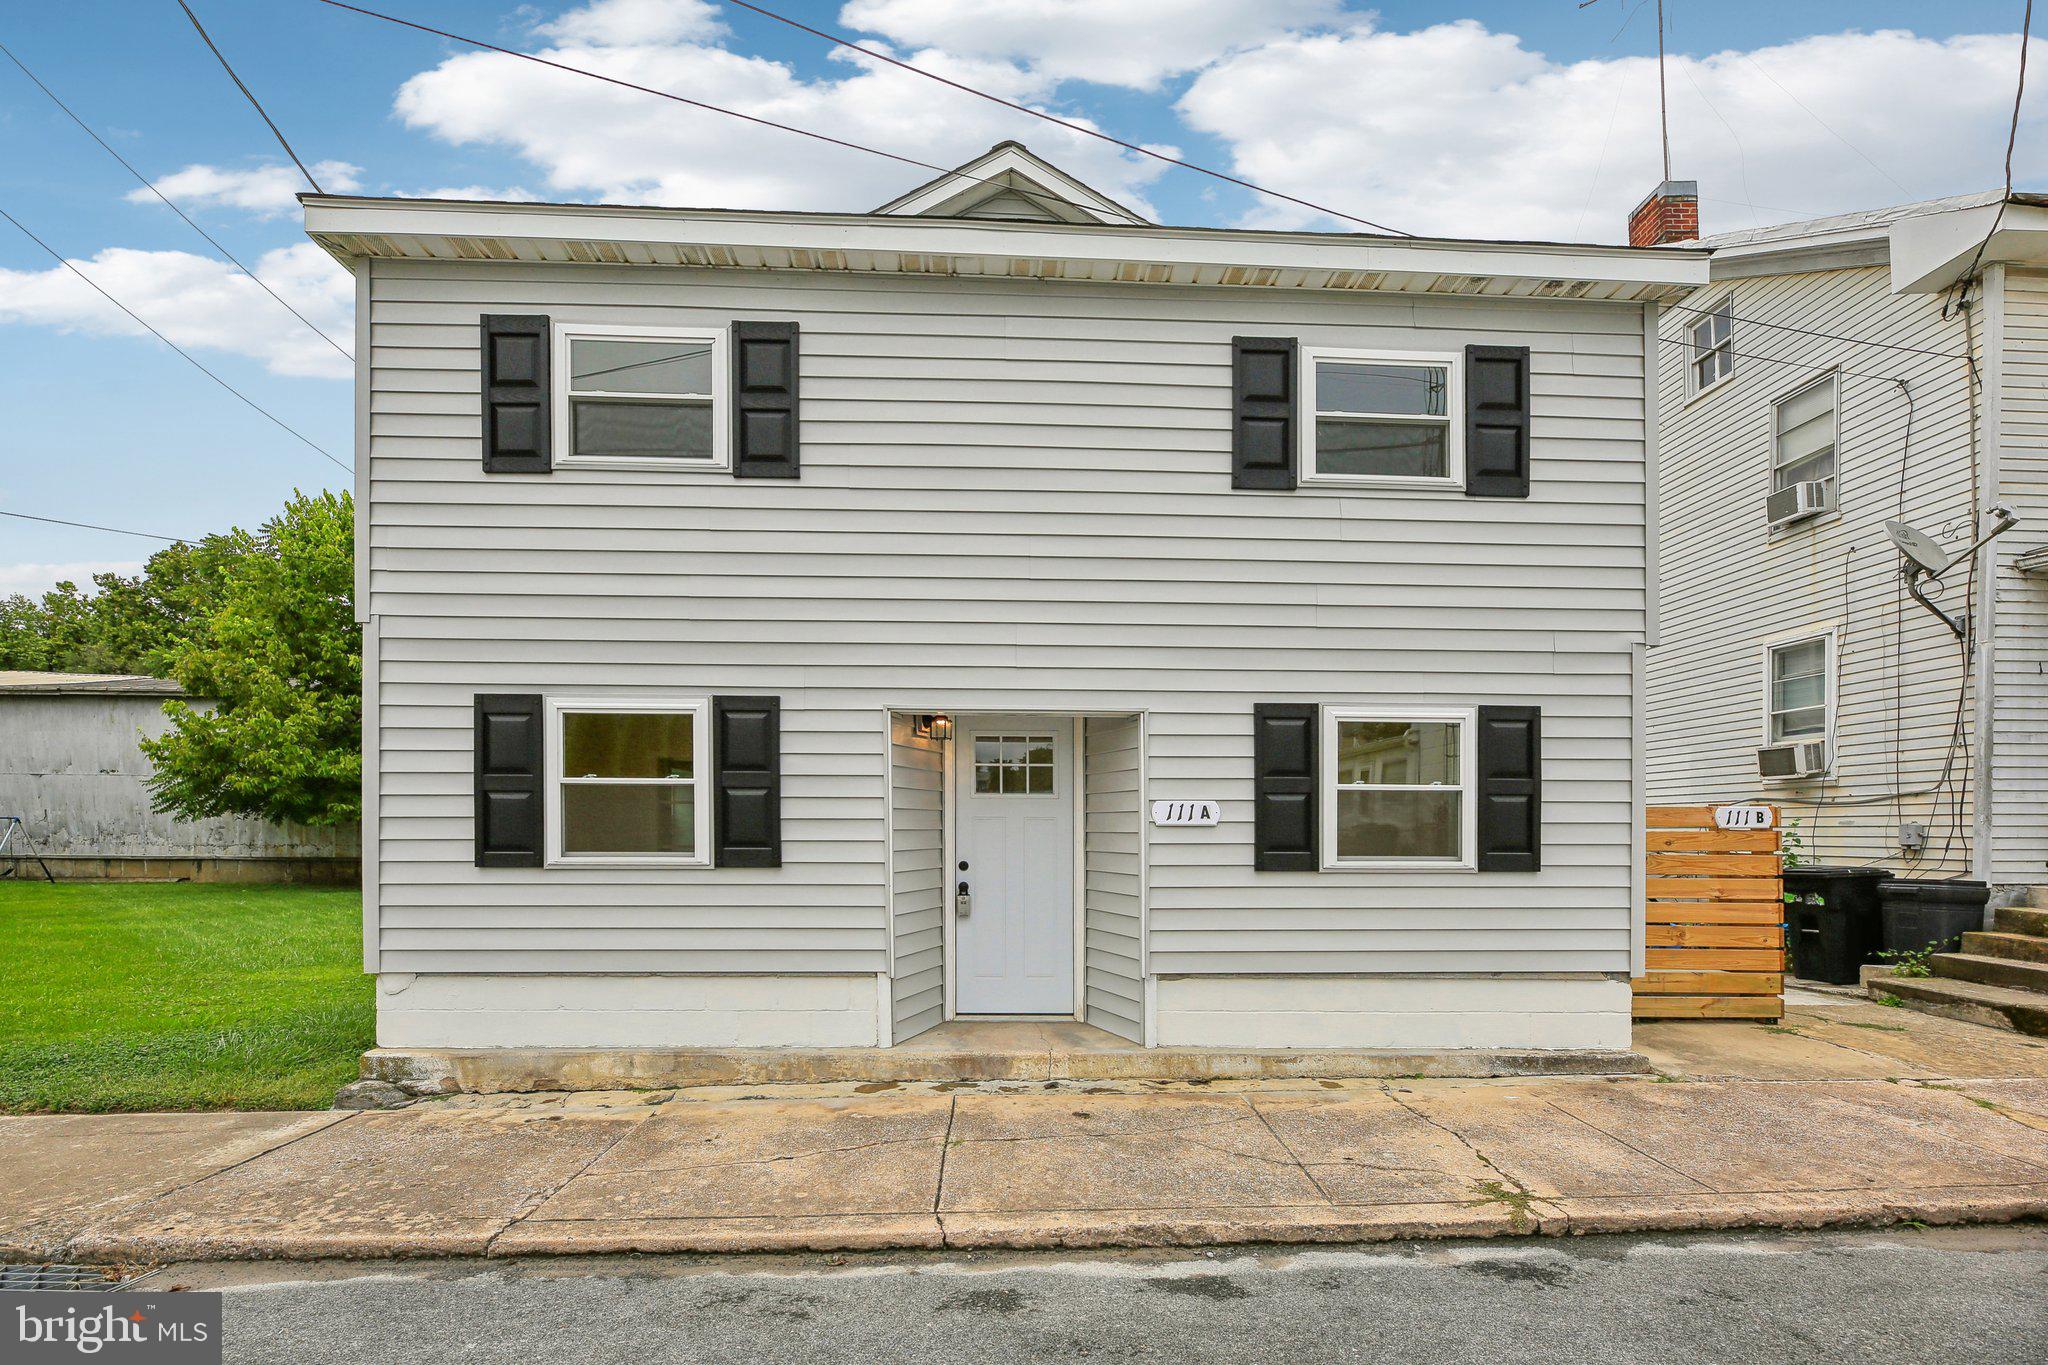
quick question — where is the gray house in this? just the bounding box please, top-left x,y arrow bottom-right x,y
1641,184 -> 2048,907
307,143 -> 1705,1059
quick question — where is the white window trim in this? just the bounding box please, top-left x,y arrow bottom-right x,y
1319,705 -> 1479,871
1759,630 -> 1836,749
1684,296 -> 1736,402
545,695 -> 713,868
1769,371 -> 1841,497
1299,347 -> 1465,490
551,322 -> 730,472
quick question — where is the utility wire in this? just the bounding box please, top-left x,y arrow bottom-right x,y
1661,300 -> 1968,360
177,0 -> 325,193
1955,0 -> 2034,305
707,0 -> 1411,236
0,40 -> 352,361
0,204 -> 350,474
307,1 -> 1211,234
0,509 -> 190,544
1661,332 -> 1946,388
1742,50 -> 1912,198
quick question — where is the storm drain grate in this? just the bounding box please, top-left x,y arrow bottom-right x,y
0,1264 -> 119,1291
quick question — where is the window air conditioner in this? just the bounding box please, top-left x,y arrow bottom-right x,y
1766,479 -> 1832,528
1756,740 -> 1828,781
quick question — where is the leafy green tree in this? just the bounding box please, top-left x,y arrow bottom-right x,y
141,491 -> 360,827
0,535 -> 245,674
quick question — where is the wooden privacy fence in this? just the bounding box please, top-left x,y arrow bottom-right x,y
1632,805 -> 1785,1020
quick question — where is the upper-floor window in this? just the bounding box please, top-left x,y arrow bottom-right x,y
1689,299 -> 1734,395
546,697 -> 711,866
1302,348 -> 1464,488
1321,707 -> 1476,868
1766,636 -> 1830,744
554,324 -> 728,470
1772,374 -> 1838,501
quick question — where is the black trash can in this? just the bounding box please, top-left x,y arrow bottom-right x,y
1879,879 -> 1991,957
1784,867 -> 1894,985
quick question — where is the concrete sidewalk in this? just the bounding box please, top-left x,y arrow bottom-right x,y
4,998 -> 2047,1263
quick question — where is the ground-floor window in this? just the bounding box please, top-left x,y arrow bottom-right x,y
546,697 -> 710,866
1321,707 -> 1476,868
1766,635 -> 1830,744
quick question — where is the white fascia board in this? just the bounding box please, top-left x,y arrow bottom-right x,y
1890,201 -> 2048,294
303,197 -> 1710,295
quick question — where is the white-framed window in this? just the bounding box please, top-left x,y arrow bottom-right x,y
546,697 -> 711,867
1771,373 -> 1838,501
552,323 -> 728,470
971,733 -> 1058,796
1689,298 -> 1734,395
1301,348 -> 1464,487
1764,635 -> 1831,745
1321,707 -> 1477,869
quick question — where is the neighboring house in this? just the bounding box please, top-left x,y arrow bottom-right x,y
0,670 -> 358,881
306,142 -> 1705,1057
1641,183 -> 2048,907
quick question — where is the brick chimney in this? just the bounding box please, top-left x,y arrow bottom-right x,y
1628,180 -> 1699,246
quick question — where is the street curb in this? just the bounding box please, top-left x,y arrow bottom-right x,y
55,1185 -> 2048,1263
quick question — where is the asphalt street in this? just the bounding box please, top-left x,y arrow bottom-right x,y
139,1225 -> 2048,1364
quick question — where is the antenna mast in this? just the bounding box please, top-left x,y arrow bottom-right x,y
1655,0 -> 1672,182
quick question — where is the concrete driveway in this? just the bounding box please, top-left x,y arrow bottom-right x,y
4,996 -> 2045,1263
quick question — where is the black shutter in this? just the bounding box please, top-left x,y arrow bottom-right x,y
1465,345 -> 1531,498
481,315 -> 551,473
1252,702 -> 1318,871
732,321 -> 800,479
1232,336 -> 1298,490
1476,705 -> 1542,871
474,694 -> 544,867
713,695 -> 781,867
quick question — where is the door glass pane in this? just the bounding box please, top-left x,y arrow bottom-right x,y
1316,361 -> 1446,416
561,783 -> 695,855
572,398 -> 714,461
1336,789 -> 1461,859
1315,418 -> 1447,479
974,734 -> 1054,796
1335,721 -> 1460,786
562,711 -> 693,779
570,337 -> 713,395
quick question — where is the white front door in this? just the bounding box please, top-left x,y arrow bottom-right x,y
953,718 -> 1075,1015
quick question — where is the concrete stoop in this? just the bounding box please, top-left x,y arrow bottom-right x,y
1865,970 -> 2048,1037
360,1034 -> 1651,1097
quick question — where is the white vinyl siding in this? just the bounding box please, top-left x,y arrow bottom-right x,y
1647,264 -> 1977,874
1991,270 -> 2048,884
1083,714 -> 1144,1041
364,263 -> 1649,977
888,712 -> 944,1040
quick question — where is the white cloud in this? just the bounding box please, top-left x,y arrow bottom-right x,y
125,161 -> 364,217
0,242 -> 353,380
392,1 -> 1169,214
839,0 -> 1342,90
537,0 -> 724,46
0,561 -> 146,597
1178,22 -> 2048,241
413,185 -> 541,202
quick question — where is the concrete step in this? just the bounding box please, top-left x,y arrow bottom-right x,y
1996,905 -> 2048,936
1960,930 -> 2048,964
2026,885 -> 2048,910
1928,951 -> 2048,993
1867,973 -> 2048,1036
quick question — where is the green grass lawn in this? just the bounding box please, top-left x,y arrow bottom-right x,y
0,881 -> 370,1113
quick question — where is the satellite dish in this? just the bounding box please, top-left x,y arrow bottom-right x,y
1885,520 -> 1951,576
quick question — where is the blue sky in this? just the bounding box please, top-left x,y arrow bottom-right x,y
1,0 -> 2038,594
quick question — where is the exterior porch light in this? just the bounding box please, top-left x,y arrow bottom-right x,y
916,714 -> 953,742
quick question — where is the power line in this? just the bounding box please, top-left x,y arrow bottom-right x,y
1661,331 -> 1947,388
707,0 -> 1411,236
0,40 -> 352,361
176,0 -> 325,193
0,203 -> 350,474
0,509 -> 190,544
309,0 -> 1229,235
1741,50 -> 1911,199
1662,300 -> 1968,360
1955,0 -> 2035,302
